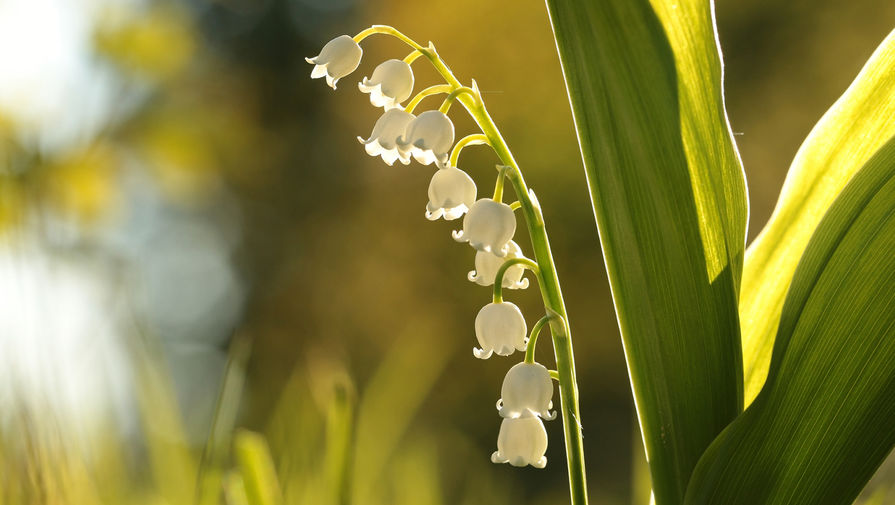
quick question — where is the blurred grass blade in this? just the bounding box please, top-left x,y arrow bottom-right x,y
685,137 -> 895,505
740,30 -> 895,404
133,348 -> 198,505
350,320 -> 451,504
323,381 -> 354,505
545,0 -> 747,503
234,429 -> 283,505
198,336 -> 250,505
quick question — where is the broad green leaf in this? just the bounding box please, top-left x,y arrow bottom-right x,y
685,137 -> 895,505
545,0 -> 747,503
741,30 -> 895,405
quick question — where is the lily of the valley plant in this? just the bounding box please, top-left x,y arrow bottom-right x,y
308,24 -> 587,500
308,1 -> 895,502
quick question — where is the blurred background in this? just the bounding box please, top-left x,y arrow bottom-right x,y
0,0 -> 893,504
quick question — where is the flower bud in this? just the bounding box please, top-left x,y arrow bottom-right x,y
426,166 -> 477,221
491,416 -> 548,468
357,108 -> 415,166
396,110 -> 454,167
306,35 -> 363,89
358,59 -> 415,109
452,199 -> 516,257
474,301 -> 527,359
468,240 -> 529,289
497,362 -> 555,420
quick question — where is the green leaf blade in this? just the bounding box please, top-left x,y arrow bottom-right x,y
741,30 -> 895,404
686,137 -> 895,505
545,0 -> 747,503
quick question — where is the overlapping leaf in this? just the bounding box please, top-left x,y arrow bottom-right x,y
685,136 -> 895,505
545,0 -> 747,502
740,30 -> 895,404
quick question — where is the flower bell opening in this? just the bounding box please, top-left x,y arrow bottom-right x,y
358,59 -> 415,109
426,166 -> 477,221
396,110 -> 455,167
453,199 -> 516,257
468,240 -> 530,289
497,361 -> 556,420
357,108 -> 416,166
474,301 -> 527,359
306,35 -> 363,90
491,416 -> 548,469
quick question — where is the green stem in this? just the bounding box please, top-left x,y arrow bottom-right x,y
449,134 -> 491,167
492,165 -> 511,201
438,86 -> 478,114
493,257 -> 539,303
525,314 -> 554,364
454,70 -> 589,505
356,25 -> 588,505
405,84 -> 453,115
353,25 -> 425,50
402,49 -> 423,64
509,201 -> 522,211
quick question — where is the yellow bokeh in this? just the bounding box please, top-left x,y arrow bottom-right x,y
41,143 -> 120,224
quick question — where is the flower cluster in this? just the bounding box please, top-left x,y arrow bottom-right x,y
308,31 -> 557,469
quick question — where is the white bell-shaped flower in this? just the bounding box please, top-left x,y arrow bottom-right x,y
474,301 -> 527,359
491,416 -> 548,469
496,362 -> 556,420
306,35 -> 363,89
358,59 -> 414,109
396,110 -> 454,167
453,199 -> 516,257
426,166 -> 477,221
468,240 -> 529,289
357,108 -> 415,166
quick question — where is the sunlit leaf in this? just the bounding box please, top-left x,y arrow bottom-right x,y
545,0 -> 747,503
685,137 -> 895,505
234,429 -> 284,505
740,30 -> 895,404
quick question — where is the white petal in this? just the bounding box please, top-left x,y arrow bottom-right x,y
498,362 -> 554,419
473,347 -> 493,360
441,205 -> 468,221
310,63 -> 328,79
359,59 -> 415,108
398,111 -> 454,166
469,240 -> 528,288
307,35 -> 363,89
360,109 -> 416,164
460,200 -> 516,255
325,73 -> 337,89
426,166 -> 477,221
493,417 -> 548,468
474,302 -> 527,357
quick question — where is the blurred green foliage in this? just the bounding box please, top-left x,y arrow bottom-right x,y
0,0 -> 893,504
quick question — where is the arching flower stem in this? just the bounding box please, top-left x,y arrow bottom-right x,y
449,133 -> 491,167
403,49 -> 424,65
355,24 -> 589,505
525,314 -> 555,364
492,165 -> 511,201
438,86 -> 479,114
493,257 -> 539,304
405,84 -> 453,114
550,370 -> 561,381
353,25 -> 425,49
510,201 -> 522,211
